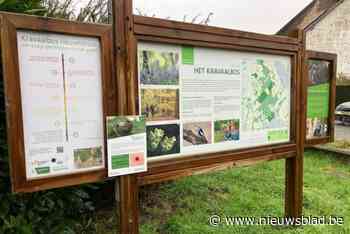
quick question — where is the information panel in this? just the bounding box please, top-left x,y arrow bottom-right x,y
138,42 -> 292,160
17,30 -> 105,179
306,59 -> 331,139
107,116 -> 147,177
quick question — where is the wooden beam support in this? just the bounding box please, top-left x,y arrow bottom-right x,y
118,175 -> 139,234
285,156 -> 303,217
113,0 -> 139,233
285,29 -> 304,219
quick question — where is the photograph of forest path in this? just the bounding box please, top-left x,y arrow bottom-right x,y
139,50 -> 179,85
141,89 -> 180,122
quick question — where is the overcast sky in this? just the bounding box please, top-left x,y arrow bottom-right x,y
75,0 -> 313,34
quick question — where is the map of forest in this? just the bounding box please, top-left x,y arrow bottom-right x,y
241,58 -> 290,131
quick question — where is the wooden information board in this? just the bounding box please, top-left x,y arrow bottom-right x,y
304,50 -> 337,146
128,15 -> 301,186
112,1 -> 307,232
0,1 -> 337,233
0,13 -> 115,193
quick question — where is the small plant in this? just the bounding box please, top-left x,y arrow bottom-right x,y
149,128 -> 165,151
161,136 -> 177,152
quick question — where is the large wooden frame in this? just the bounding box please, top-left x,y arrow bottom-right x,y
134,16 -> 299,184
113,1 -> 305,233
0,12 -> 115,193
0,1 -> 309,233
304,50 -> 337,147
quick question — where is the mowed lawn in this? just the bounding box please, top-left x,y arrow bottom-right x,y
83,149 -> 350,233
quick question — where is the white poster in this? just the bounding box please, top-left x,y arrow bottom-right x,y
138,42 -> 291,161
17,30 -> 105,179
107,116 -> 147,177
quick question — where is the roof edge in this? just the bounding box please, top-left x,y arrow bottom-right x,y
304,0 -> 344,32
277,0 -> 317,35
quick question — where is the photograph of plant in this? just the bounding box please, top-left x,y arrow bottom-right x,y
139,50 -> 179,85
183,121 -> 212,146
107,116 -> 145,139
141,89 -> 179,121
146,124 -> 180,157
74,147 -> 103,169
214,119 -> 240,143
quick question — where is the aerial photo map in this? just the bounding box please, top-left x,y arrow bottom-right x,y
241,58 -> 291,132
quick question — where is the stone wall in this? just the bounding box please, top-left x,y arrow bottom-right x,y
278,0 -> 339,35
306,0 -> 350,79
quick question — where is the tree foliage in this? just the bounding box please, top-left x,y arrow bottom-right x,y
0,0 -> 45,15
42,0 -> 110,23
135,7 -> 214,25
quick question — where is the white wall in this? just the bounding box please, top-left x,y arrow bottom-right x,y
306,0 -> 350,78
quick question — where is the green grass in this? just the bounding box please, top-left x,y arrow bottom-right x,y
326,140 -> 350,150
79,149 -> 350,233
214,131 -> 225,143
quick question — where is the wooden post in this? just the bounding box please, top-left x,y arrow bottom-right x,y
285,29 -> 304,218
112,0 -> 139,233
285,156 -> 303,217
118,176 -> 139,234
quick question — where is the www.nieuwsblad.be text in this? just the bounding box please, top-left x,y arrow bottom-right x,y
208,215 -> 344,227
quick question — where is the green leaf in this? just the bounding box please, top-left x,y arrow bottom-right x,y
0,199 -> 10,217
74,189 -> 90,199
25,8 -> 46,14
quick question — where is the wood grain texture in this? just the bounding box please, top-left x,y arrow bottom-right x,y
285,29 -> 304,219
134,24 -> 300,52
113,1 -> 139,233
139,152 -> 296,186
140,144 -> 297,181
113,0 -> 127,115
134,16 -> 300,45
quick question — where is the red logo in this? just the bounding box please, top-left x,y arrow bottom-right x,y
130,152 -> 145,166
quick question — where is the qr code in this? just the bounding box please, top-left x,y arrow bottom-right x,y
56,146 -> 64,153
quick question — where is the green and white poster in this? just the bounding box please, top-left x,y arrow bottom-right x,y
306,59 -> 331,139
138,42 -> 291,160
107,116 -> 147,177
